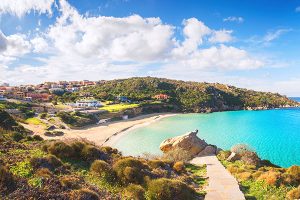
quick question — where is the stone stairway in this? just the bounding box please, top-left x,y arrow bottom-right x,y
190,155 -> 245,200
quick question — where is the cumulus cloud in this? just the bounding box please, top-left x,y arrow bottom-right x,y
1,0 -> 266,86
0,31 -> 31,64
0,0 -> 55,17
31,37 -> 48,53
209,30 -> 233,43
223,16 -> 244,23
172,18 -> 211,56
47,0 -> 174,62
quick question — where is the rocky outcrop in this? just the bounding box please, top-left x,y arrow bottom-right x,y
160,130 -> 219,157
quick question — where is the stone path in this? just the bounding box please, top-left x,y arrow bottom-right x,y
190,155 -> 245,200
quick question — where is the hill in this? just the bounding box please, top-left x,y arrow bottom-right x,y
80,77 -> 297,112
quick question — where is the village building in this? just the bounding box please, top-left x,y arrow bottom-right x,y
27,93 -> 52,102
0,95 -> 6,101
154,94 -> 170,100
73,99 -> 103,108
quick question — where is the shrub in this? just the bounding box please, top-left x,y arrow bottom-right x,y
69,188 -> 100,200
286,186 -> 300,200
60,175 -> 81,189
35,168 -> 53,179
162,148 -> 192,162
47,141 -> 74,159
282,173 -> 299,186
236,172 -> 252,181
286,165 -> 300,179
90,160 -> 115,182
113,158 -> 147,185
100,146 -> 118,154
123,184 -> 145,200
39,113 -> 48,119
146,178 -> 196,200
30,155 -> 63,171
257,171 -> 281,186
0,165 -> 16,192
11,132 -> 25,142
173,161 -> 185,173
217,150 -> 231,161
81,145 -> 106,163
148,160 -> 165,169
70,141 -> 86,157
32,135 -> 43,141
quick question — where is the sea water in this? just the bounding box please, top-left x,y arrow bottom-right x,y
113,108 -> 300,167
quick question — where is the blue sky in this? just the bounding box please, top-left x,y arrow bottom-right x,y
0,0 -> 300,96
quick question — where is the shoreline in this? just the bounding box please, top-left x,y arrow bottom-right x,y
103,113 -> 177,146
26,112 -> 177,147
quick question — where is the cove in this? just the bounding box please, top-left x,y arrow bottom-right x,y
113,108 -> 300,167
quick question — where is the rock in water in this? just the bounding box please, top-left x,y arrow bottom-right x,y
160,130 -> 208,157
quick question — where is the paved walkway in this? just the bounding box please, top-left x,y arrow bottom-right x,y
190,155 -> 245,200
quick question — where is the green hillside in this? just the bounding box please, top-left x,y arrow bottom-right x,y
81,77 -> 297,112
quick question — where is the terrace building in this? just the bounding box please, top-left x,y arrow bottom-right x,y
73,99 -> 103,108
154,94 -> 170,100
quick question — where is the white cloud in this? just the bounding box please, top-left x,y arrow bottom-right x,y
0,0 -> 55,17
31,37 -> 48,53
223,16 -> 244,23
0,31 -> 31,64
170,45 -> 263,71
47,0 -> 175,62
209,30 -> 233,43
1,0 -> 266,86
172,18 -> 211,56
296,7 -> 300,12
263,29 -> 291,43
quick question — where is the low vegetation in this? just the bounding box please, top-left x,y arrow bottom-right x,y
57,111 -> 98,128
217,144 -> 300,200
100,103 -> 140,113
0,109 -> 207,199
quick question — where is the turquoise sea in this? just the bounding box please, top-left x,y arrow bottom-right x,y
114,107 -> 300,168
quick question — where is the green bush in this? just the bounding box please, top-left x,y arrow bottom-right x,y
100,146 -> 118,154
30,155 -> 63,171
146,178 -> 196,200
123,184 -> 145,200
90,160 -> 115,182
70,141 -> 86,157
47,141 -> 75,159
0,164 -> 16,193
32,135 -> 44,141
148,160 -> 165,169
217,150 -> 231,160
113,158 -> 147,185
69,188 -> 99,200
81,145 -> 105,163
11,132 -> 25,142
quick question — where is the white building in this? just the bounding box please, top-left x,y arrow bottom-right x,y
0,95 -> 6,101
74,100 -> 102,108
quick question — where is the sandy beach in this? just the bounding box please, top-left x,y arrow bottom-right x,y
23,113 -> 176,147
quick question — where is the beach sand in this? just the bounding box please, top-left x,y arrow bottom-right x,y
23,113 -> 176,146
